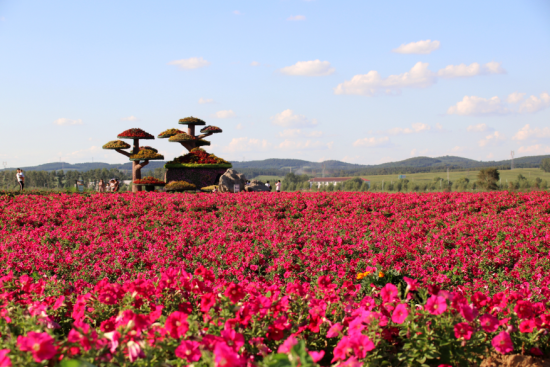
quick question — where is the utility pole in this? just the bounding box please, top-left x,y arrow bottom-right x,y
511,151 -> 515,170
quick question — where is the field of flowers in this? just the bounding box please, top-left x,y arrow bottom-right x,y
0,191 -> 549,366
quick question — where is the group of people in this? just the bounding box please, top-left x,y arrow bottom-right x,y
97,178 -> 120,192
242,179 -> 281,192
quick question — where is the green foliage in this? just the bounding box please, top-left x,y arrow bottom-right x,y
477,168 -> 500,190
541,158 -> 550,172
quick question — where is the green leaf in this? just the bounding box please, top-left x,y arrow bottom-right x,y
60,360 -> 96,367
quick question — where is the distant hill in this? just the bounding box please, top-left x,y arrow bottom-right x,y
3,154 -> 549,175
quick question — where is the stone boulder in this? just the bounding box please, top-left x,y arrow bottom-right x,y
245,180 -> 271,192
218,169 -> 247,193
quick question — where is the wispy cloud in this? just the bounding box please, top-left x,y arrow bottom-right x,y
54,118 -> 83,126
198,98 -> 215,104
168,57 -> 210,70
213,110 -> 236,119
120,116 -> 139,121
447,92 -> 550,116
287,15 -> 306,21
280,60 -> 335,76
271,109 -> 318,127
392,39 -> 440,54
352,136 -> 390,147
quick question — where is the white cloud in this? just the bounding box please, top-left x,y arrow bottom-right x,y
512,124 -> 550,140
198,98 -> 215,104
467,123 -> 493,133
287,15 -> 306,21
410,148 -> 429,156
54,118 -> 83,126
451,146 -> 467,152
236,123 -> 244,130
278,129 -> 323,138
120,116 -> 139,121
392,40 -> 440,54
213,110 -> 236,119
250,61 -> 260,66
279,60 -> 335,76
387,123 -> 431,135
334,62 -> 436,96
486,153 -> 494,160
478,131 -> 505,147
233,10 -> 241,15
61,145 -> 100,160
447,96 -> 509,116
224,137 -> 272,153
447,92 -> 550,116
168,57 -> 210,70
271,109 -> 318,127
352,136 -> 390,147
278,140 -> 331,150
437,62 -> 506,78
517,145 -> 550,154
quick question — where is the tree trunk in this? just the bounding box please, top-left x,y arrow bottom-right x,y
132,138 -> 141,192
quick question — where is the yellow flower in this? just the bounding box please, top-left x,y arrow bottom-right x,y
364,271 -> 371,276
356,273 -> 364,280
379,271 -> 385,278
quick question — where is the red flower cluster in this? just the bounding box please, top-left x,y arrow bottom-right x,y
168,148 -> 228,165
133,176 -> 165,185
117,128 -> 154,139
200,125 -> 223,134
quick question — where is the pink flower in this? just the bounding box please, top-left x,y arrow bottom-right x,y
403,276 -> 419,291
214,342 -> 243,367
426,296 -> 447,315
479,314 -> 499,333
220,328 -> 244,351
351,334 -> 375,359
277,336 -> 298,353
0,350 -> 11,367
165,311 -> 189,339
326,323 -> 343,338
392,304 -> 408,324
309,350 -> 324,362
380,283 -> 398,304
332,336 -> 353,362
492,331 -> 514,354
348,317 -> 365,335
530,347 -> 543,356
17,332 -> 56,363
200,293 -> 216,313
454,322 -> 473,340
127,340 -> 144,362
224,283 -> 245,304
175,340 -> 201,362
519,319 -> 536,333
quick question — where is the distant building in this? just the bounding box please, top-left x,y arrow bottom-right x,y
308,177 -> 370,189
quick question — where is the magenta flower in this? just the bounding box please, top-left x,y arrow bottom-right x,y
459,304 -> 478,322
348,317 -> 365,335
326,323 -> 343,338
380,283 -> 398,304
514,300 -> 533,319
351,334 -> 375,359
309,350 -> 324,362
165,311 -> 189,339
214,342 -> 243,367
17,332 -> 56,363
479,314 -> 499,332
492,331 -> 514,354
519,319 -> 536,333
201,293 -> 216,312
0,350 -> 11,367
277,336 -> 298,353
332,336 -> 353,362
392,304 -> 409,324
224,283 -> 245,304
403,276 -> 419,291
175,340 -> 201,362
454,322 -> 473,340
426,296 -> 447,315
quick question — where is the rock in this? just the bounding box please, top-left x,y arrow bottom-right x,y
218,169 -> 247,193
480,353 -> 550,367
245,180 -> 271,192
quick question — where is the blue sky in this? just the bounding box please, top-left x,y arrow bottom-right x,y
1,0 -> 550,167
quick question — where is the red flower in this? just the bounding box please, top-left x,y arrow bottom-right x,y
381,283 -> 399,304
392,304 -> 409,324
403,276 -> 419,291
165,311 -> 189,339
175,340 -> 201,362
519,318 -> 536,333
0,350 -> 11,367
17,332 -> 56,363
201,293 -> 216,312
224,283 -> 245,304
214,342 -> 243,367
514,300 -> 533,319
454,322 -> 473,340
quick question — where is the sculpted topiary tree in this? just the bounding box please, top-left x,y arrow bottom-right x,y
103,128 -> 164,192
158,117 -> 223,152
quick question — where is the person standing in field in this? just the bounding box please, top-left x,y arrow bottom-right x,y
276,180 -> 281,192
16,169 -> 25,191
265,181 -> 272,191
98,179 -> 106,192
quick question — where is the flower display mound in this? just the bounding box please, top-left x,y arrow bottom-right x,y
1,192 -> 550,365
133,176 -> 165,186
200,125 -> 223,134
117,128 -> 155,140
168,133 -> 210,147
139,146 -> 158,153
158,128 -> 185,139
165,180 -> 197,191
129,148 -> 164,161
178,116 -> 206,125
165,148 -> 231,168
102,140 -> 131,150
165,167 -> 227,188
